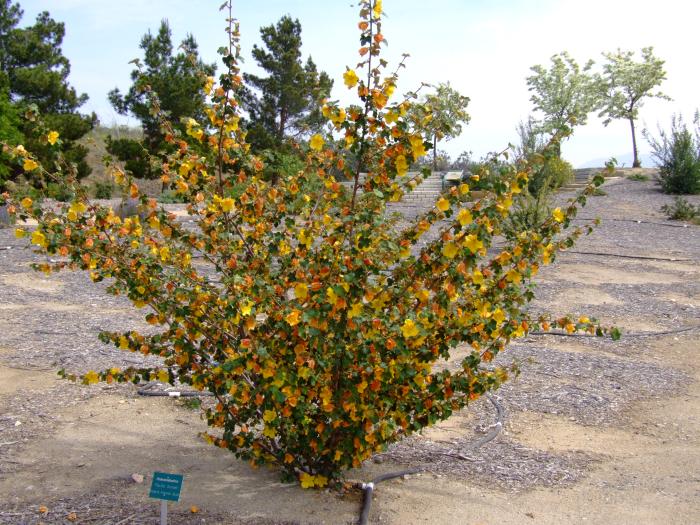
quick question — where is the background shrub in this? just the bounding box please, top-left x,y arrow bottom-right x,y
528,156 -> 573,195
93,180 -> 115,199
646,113 -> 700,194
46,181 -> 74,202
661,196 -> 700,221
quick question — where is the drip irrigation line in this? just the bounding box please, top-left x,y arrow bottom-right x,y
529,325 -> 698,338
356,393 -> 504,525
562,250 -> 692,262
573,217 -> 691,228
137,382 -> 214,398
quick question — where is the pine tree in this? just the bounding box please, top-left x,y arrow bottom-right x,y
108,20 -> 215,178
242,16 -> 333,151
0,0 -> 95,187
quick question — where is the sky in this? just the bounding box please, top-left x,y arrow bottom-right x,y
16,0 -> 700,167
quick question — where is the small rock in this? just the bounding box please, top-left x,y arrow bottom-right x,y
131,473 -> 144,484
14,420 -> 21,426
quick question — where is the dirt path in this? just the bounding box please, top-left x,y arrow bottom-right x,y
1,175 -> 699,524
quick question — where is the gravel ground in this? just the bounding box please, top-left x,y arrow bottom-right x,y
0,172 -> 699,523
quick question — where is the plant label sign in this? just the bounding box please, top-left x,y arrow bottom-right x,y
149,472 -> 183,502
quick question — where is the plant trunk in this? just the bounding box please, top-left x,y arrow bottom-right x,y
630,117 -> 640,168
279,108 -> 287,142
432,135 -> 438,172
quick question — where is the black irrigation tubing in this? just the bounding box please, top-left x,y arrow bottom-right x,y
137,382 -> 214,398
573,217 -> 692,228
562,250 -> 692,262
529,325 -> 699,338
356,393 -> 504,525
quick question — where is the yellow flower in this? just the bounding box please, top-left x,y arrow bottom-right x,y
506,269 -> 522,284
326,287 -> 339,306
552,207 -> 565,223
401,319 -> 419,338
442,242 -> 459,259
373,0 -> 383,18
157,369 -> 169,383
415,289 -> 430,302
330,107 -> 346,124
285,309 -> 301,326
492,308 -> 506,324
472,269 -> 484,285
21,197 -> 33,209
83,370 -> 99,385
542,243 -> 554,265
47,131 -> 59,145
14,228 -> 26,239
299,472 -> 316,489
457,208 -> 472,226
348,302 -> 363,319
263,410 -> 277,423
464,234 -> 483,253
240,302 -> 253,316
23,158 -> 38,172
385,110 -> 399,124
409,135 -> 426,159
294,283 -> 308,301
372,90 -> 387,109
395,155 -> 408,176
309,134 -> 325,151
204,76 -> 215,94
343,69 -> 359,88
220,198 -> 235,212
436,197 -> 450,212
31,230 -> 47,247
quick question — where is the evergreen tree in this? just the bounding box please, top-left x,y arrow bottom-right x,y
242,16 -> 333,151
0,0 -> 95,187
108,20 -> 215,178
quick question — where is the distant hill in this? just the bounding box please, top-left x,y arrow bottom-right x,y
578,152 -> 655,169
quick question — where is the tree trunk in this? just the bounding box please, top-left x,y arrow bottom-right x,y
279,108 -> 287,142
432,135 -> 438,173
630,117 -> 640,168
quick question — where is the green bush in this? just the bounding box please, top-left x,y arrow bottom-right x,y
501,188 -> 552,240
661,196 -> 700,221
529,156 -> 573,195
646,114 -> 700,194
106,137 -> 155,179
94,180 -> 115,199
157,189 -> 187,204
627,173 -> 649,182
46,182 -> 74,202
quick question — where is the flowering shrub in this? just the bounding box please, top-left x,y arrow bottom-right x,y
2,1 -> 615,487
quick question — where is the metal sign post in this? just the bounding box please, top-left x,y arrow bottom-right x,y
149,471 -> 184,525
